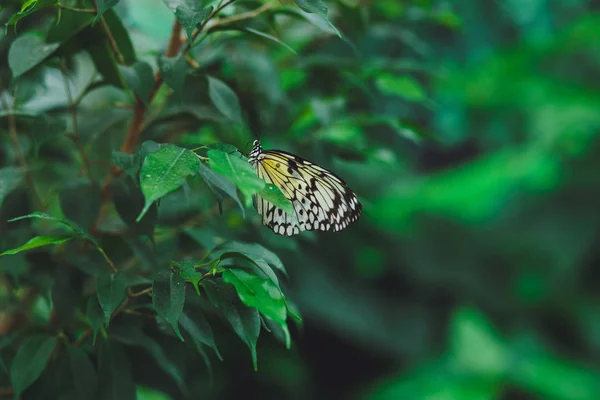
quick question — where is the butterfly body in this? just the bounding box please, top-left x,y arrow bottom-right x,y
248,140 -> 361,236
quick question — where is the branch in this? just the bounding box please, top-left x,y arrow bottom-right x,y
205,2 -> 275,31
92,1 -> 126,65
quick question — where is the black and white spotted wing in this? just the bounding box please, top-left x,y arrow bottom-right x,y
248,140 -> 361,236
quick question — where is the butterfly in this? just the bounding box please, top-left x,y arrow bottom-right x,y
248,140 -> 361,236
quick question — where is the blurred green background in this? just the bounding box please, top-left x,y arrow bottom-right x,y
3,0 -> 600,399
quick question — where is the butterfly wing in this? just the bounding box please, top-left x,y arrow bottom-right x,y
254,150 -> 361,236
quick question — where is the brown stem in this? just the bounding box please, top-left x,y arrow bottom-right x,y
0,90 -> 44,211
206,2 -> 275,31
61,60 -> 95,184
0,386 -> 14,396
57,4 -> 96,13
92,0 -> 126,65
128,287 -> 152,298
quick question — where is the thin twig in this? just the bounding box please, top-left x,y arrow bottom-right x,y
61,60 -> 95,184
183,0 -> 238,52
206,2 -> 275,31
0,89 -> 44,210
128,287 -> 152,298
57,4 -> 96,13
92,0 -> 126,65
97,247 -> 118,273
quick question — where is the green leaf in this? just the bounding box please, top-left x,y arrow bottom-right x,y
171,261 -> 203,296
5,0 -> 57,30
257,184 -> 295,218
240,28 -> 297,55
68,348 -> 98,399
111,175 -> 157,237
97,273 -> 127,326
207,76 -> 243,124
207,149 -> 265,205
174,2 -> 213,45
374,74 -> 427,102
222,269 -> 288,337
10,335 -> 58,398
206,143 -> 239,153
152,270 -> 186,341
292,0 -> 341,37
110,326 -> 185,393
136,386 -> 173,400
0,235 -> 72,256
137,145 -> 201,221
111,151 -> 141,181
204,279 -> 261,370
214,241 -> 287,278
198,162 -> 245,217
59,181 -> 102,230
46,8 -> 95,43
97,343 -> 136,400
0,166 -> 24,208
94,0 -> 120,25
119,61 -> 154,104
85,296 -> 104,346
179,311 -> 222,360
449,307 -> 509,377
8,33 -> 60,78
158,55 -> 187,103
7,212 -> 99,246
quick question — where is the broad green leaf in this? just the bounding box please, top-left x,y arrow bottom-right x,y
137,145 -> 201,221
10,335 -> 57,398
68,348 -> 98,399
0,236 -> 72,256
198,161 -> 245,217
207,76 -> 243,124
206,143 -> 239,153
152,270 -> 186,341
5,0 -> 57,30
204,279 -> 261,370
222,269 -> 288,341
257,184 -> 295,218
173,2 -> 213,44
103,9 -> 137,64
119,61 -> 154,104
449,307 -> 509,377
8,33 -> 60,78
0,166 -> 24,208
110,326 -> 185,393
375,74 -> 427,102
136,386 -> 173,400
171,261 -> 203,296
158,55 -> 187,103
291,0 -> 341,37
94,0 -> 120,25
179,311 -> 222,360
47,9 -> 95,43
111,175 -> 157,237
59,181 -> 102,230
111,151 -> 141,181
213,241 -> 287,277
219,252 -> 281,288
86,296 -> 105,345
207,149 -> 265,205
97,343 -> 136,400
97,273 -> 127,326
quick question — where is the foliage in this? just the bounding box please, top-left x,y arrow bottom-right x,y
1,0 -> 600,399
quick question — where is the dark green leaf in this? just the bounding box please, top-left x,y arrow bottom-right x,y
68,348 -> 98,399
47,9 -> 95,43
97,343 -> 136,400
59,181 -> 102,230
222,269 -> 288,344
94,0 -> 120,25
137,145 -> 201,221
102,9 -> 136,64
375,74 -> 427,102
214,241 -> 287,277
110,326 -> 186,393
111,175 -> 157,237
198,162 -> 245,217
136,387 -> 173,400
294,0 -> 328,17
206,143 -> 239,153
204,279 -> 260,370
8,33 -> 60,78
257,184 -> 295,219
207,76 -> 243,124
10,335 -> 57,398
111,151 -> 141,181
0,235 -> 72,256
159,55 -> 187,103
207,149 -> 265,205
180,311 -> 222,360
119,61 -> 154,104
152,270 -> 186,341
5,0 -> 57,30
171,261 -> 203,296
7,212 -> 99,246
86,296 -> 104,345
0,166 -> 24,208
174,3 -> 213,44
97,272 -> 127,326
240,28 -> 297,55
